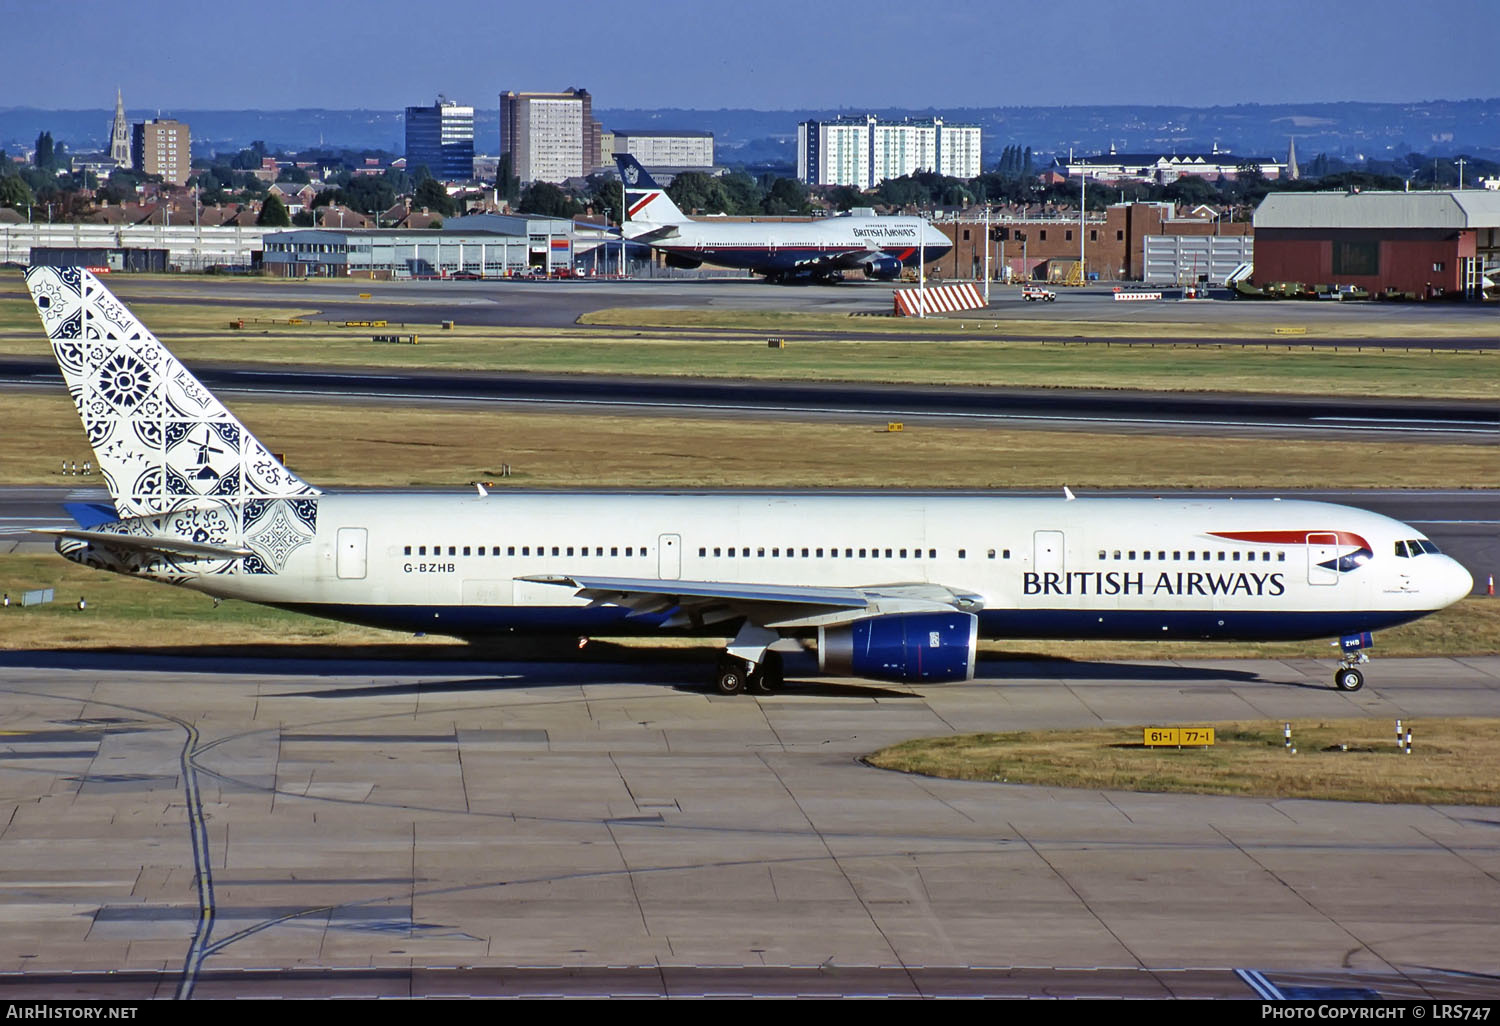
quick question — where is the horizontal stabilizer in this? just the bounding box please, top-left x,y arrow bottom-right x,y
64,502 -> 120,528
38,527 -> 253,561
624,224 -> 681,242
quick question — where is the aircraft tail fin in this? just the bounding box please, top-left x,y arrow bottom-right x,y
615,153 -> 687,225
25,266 -> 320,521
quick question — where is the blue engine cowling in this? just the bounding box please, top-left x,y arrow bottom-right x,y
860,255 -> 903,280
818,612 -> 978,683
665,253 -> 703,270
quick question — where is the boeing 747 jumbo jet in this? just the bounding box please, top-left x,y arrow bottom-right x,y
25,267 -> 1472,693
616,154 -> 952,283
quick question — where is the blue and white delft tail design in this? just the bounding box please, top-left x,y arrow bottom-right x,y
25,266 -> 320,575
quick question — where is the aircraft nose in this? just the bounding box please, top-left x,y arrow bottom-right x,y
1437,557 -> 1474,607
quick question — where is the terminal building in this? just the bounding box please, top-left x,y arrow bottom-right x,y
797,115 -> 982,190
1253,190 -> 1500,299
404,97 -> 476,182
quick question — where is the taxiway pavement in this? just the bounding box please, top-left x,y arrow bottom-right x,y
0,653 -> 1497,998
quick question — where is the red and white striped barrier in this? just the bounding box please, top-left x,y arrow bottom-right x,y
893,282 -> 986,317
1112,290 -> 1161,302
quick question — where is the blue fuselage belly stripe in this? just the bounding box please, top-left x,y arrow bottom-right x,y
266,603 -> 1436,642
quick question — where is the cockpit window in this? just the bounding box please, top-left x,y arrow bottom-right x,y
1398,538 -> 1442,557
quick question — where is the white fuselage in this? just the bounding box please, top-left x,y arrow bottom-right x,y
129,494 -> 1471,642
631,216 -> 953,275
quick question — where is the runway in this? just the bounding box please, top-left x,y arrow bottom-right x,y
0,652 -> 1497,998
1,357 -> 1495,442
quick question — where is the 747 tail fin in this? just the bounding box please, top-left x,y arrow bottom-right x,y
615,153 -> 688,226
25,266 -> 319,520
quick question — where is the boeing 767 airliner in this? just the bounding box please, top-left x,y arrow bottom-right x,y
24,267 -> 1472,693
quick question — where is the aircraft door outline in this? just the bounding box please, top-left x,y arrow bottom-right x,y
1033,530 -> 1065,573
336,527 -> 368,580
1307,533 -> 1339,586
658,533 -> 681,580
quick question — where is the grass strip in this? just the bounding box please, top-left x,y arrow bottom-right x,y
5,391 -> 1496,490
0,293 -> 1494,399
866,717 -> 1500,805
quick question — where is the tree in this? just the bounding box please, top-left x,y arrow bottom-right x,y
496,153 -> 519,203
0,175 -> 33,210
583,174 -> 621,223
667,171 -> 734,214
760,176 -> 810,215
414,177 -> 455,216
256,192 -> 291,227
342,175 -> 396,214
231,140 -> 270,171
383,166 -> 412,196
517,181 -> 579,218
33,131 -> 54,171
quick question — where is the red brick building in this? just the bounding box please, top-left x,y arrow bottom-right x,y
1253,191 -> 1500,299
934,202 -> 1252,282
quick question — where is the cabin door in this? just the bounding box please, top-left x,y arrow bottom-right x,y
336,527 -> 367,580
658,533 -> 681,580
1033,531 -> 1065,573
1307,533 -> 1339,586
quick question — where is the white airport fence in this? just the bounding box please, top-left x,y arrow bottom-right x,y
892,282 -> 986,317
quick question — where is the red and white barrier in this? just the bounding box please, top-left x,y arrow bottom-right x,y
1112,290 -> 1161,302
893,282 -> 986,317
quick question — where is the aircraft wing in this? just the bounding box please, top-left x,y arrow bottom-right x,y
37,528 -> 254,561
518,574 -> 982,629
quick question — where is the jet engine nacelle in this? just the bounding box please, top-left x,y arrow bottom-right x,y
665,253 -> 703,270
860,255 -> 903,280
818,611 -> 978,684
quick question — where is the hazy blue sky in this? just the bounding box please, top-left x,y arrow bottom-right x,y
4,0 -> 1496,110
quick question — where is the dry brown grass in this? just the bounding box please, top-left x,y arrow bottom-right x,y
5,390 -> 1494,490
867,718 -> 1500,804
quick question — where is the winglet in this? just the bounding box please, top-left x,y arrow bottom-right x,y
1064,486 -> 1076,501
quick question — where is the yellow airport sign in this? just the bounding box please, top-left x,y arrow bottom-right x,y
1143,727 -> 1215,747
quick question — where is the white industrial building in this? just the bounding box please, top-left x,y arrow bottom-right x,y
0,222 -> 266,270
611,130 -> 714,168
798,115 -> 982,189
261,214 -> 581,278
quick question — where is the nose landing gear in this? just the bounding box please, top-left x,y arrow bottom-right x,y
1333,632 -> 1373,691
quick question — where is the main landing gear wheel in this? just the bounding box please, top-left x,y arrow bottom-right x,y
1334,667 -> 1365,692
715,655 -> 750,696
749,651 -> 784,694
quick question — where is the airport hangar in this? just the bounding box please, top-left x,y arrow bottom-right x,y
260,212 -> 603,278
1253,189 -> 1500,299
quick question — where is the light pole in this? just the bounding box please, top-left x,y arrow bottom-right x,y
982,204 -> 990,303
604,207 -> 612,276
1077,168 -> 1086,283
1454,158 -> 1467,190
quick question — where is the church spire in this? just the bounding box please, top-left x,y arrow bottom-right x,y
109,88 -> 131,166
1286,135 -> 1299,181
